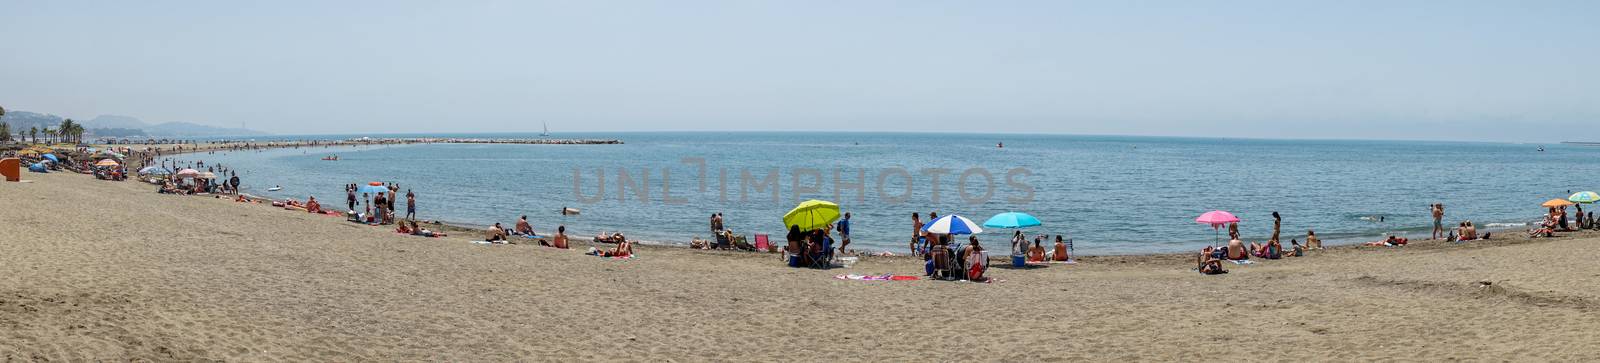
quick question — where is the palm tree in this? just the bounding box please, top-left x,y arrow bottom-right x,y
60,119 -> 77,144
0,122 -> 10,142
29,126 -> 38,144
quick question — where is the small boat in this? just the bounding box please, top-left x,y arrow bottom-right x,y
1537,146 -> 1546,152
322,155 -> 339,161
540,122 -> 551,137
267,185 -> 283,191
561,207 -> 580,215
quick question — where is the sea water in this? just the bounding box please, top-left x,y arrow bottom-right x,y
184,132 -> 1600,255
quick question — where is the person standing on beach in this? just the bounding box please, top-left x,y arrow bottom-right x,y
837,212 -> 851,254
1431,203 -> 1445,239
228,172 -> 240,196
346,185 -> 356,211
911,212 -> 924,255
405,190 -> 416,221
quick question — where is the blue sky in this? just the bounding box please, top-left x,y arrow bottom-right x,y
1,1 -> 1595,141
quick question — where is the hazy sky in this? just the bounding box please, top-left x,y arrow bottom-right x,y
2,1 -> 1596,141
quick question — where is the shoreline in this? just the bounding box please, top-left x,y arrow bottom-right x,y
110,139 -> 1567,257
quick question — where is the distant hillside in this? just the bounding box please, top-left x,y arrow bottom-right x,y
84,114 -> 151,129
145,121 -> 268,137
1,110 -> 269,138
0,111 -> 67,132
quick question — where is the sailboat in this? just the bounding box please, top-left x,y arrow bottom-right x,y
540,122 -> 551,137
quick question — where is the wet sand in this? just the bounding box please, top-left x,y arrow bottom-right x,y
4,171 -> 1600,361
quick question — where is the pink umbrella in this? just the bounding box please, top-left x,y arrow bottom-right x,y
1196,210 -> 1240,246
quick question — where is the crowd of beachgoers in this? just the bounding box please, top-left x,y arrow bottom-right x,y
11,139 -> 1599,285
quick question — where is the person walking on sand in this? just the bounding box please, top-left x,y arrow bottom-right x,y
346,185 -> 356,211
837,212 -> 851,254
1431,203 -> 1445,239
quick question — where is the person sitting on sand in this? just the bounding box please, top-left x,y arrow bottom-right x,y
1306,230 -> 1322,250
1051,235 -> 1070,262
306,196 -> 321,214
515,215 -> 535,236
1529,217 -> 1556,238
1026,238 -> 1047,262
1250,239 -> 1282,259
485,223 -> 508,242
397,222 -> 413,234
1226,238 -> 1249,260
1289,239 -> 1304,257
549,225 -> 569,249
1197,251 -> 1227,275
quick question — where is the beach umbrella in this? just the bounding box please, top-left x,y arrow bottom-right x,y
28,163 -> 47,173
41,154 -> 58,163
923,214 -> 984,235
1195,210 -> 1240,246
198,171 -> 217,179
1542,199 -> 1575,208
176,169 -> 199,178
356,183 -> 389,195
1569,191 -> 1600,204
782,199 -> 840,231
95,159 -> 120,167
138,166 -> 171,175
982,212 -> 1042,229
17,150 -> 39,157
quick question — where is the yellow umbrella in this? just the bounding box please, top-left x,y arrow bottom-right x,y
1542,199 -> 1575,208
95,159 -> 120,167
17,150 -> 39,157
782,199 -> 840,232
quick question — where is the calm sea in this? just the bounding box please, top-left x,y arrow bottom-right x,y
181,132 -> 1598,255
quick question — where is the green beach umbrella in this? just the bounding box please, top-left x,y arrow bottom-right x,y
782,199 -> 840,231
1569,191 -> 1600,204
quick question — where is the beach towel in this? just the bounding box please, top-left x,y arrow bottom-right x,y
834,274 -> 920,281
1229,259 -> 1254,265
1040,260 -> 1077,265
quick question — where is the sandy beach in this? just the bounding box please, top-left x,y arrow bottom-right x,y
5,171 -> 1600,361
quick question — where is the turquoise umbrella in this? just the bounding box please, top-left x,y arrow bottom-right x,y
982,212 -> 1043,229
1569,191 -> 1599,204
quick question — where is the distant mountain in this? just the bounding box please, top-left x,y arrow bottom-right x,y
1,110 -> 268,138
83,114 -> 151,129
145,121 -> 268,137
0,111 -> 67,132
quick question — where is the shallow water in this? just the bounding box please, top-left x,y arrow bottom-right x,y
181,132 -> 1598,255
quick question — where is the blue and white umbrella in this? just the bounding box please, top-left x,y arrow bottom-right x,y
923,214 -> 984,235
138,166 -> 171,175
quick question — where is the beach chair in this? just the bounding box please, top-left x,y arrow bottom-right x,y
809,239 -> 835,269
754,234 -> 771,252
